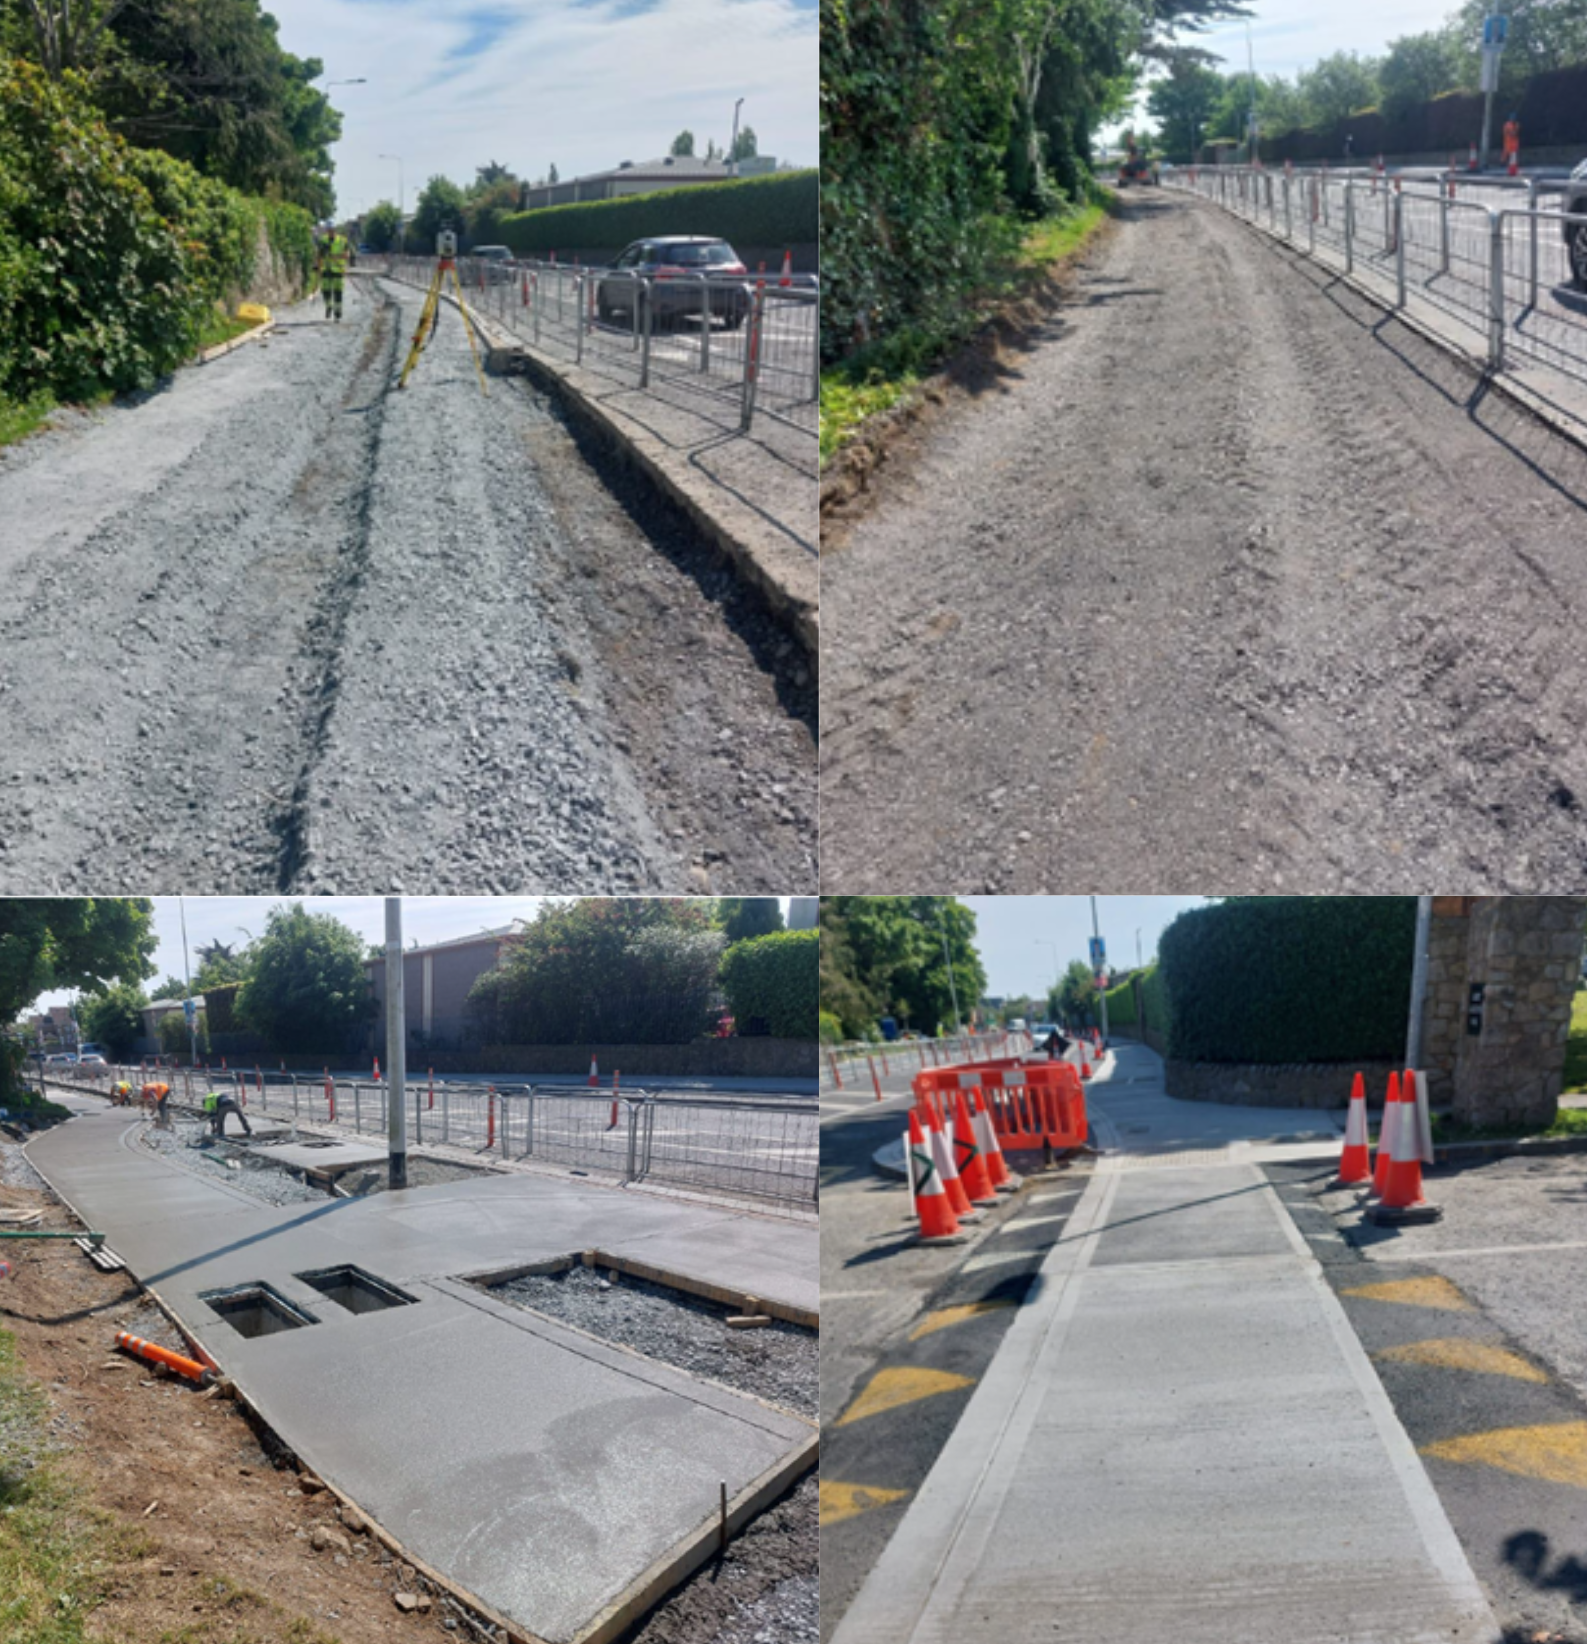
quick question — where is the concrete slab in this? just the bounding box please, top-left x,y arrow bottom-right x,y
27,1103 -> 816,1644
831,1154 -> 1498,1644
240,1137 -> 389,1175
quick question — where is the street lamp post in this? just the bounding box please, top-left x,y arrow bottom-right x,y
1090,896 -> 1110,1042
380,152 -> 404,252
385,898 -> 408,1190
729,98 -> 744,177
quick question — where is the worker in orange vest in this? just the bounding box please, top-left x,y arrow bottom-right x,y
1502,116 -> 1521,165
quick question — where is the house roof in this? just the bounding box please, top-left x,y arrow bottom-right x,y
366,922 -> 528,966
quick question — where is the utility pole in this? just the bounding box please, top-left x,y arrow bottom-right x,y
1090,896 -> 1110,1041
385,898 -> 408,1190
1478,11 -> 1507,172
1136,929 -> 1143,970
1405,896 -> 1433,1071
1246,22 -> 1260,167
179,895 -> 197,1068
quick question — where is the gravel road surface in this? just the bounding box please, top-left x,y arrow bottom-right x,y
0,276 -> 813,892
822,191 -> 1587,891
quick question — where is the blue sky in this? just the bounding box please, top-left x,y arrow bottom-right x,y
32,897 -> 792,1012
266,0 -> 817,220
960,897 -> 1208,1000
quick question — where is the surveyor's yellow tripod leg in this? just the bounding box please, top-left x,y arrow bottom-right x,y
397,264 -> 444,389
447,263 -> 490,398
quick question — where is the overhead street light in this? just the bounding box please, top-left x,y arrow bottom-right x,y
729,97 -> 744,177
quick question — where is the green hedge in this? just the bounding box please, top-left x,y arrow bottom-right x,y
0,57 -> 313,404
1103,974 -> 1137,1027
498,169 -> 817,258
1157,899 -> 1416,1064
720,929 -> 818,1039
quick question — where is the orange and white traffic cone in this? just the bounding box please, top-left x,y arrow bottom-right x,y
953,1090 -> 1000,1206
1372,1072 -> 1402,1197
907,1110 -> 964,1243
972,1088 -> 1016,1192
779,249 -> 793,287
1332,1072 -> 1372,1186
1370,1088 -> 1442,1224
373,1056 -> 380,1082
1507,149 -> 1520,177
927,1102 -> 979,1221
588,1056 -> 599,1088
1468,141 -> 1478,172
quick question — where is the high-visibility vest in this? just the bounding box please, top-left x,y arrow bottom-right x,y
320,235 -> 349,277
1503,121 -> 1520,153
202,1092 -> 221,1113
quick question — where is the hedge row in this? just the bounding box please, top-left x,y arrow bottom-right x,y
1250,61 -> 1587,165
720,929 -> 818,1039
1157,899 -> 1416,1064
497,168 -> 817,257
0,57 -> 314,404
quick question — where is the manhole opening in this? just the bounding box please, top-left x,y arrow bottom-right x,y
296,1264 -> 417,1315
201,1282 -> 316,1338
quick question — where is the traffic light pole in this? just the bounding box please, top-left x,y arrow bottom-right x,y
385,898 -> 408,1191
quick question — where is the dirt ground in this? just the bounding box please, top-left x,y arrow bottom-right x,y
821,189 -> 1587,893
0,1131 -> 814,1644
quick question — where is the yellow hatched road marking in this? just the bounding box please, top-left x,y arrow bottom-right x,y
1423,1422 -> 1587,1489
1342,1275 -> 1474,1312
910,1299 -> 1017,1341
820,1481 -> 909,1527
1375,1337 -> 1546,1382
835,1366 -> 975,1427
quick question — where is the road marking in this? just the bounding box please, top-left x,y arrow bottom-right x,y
835,1367 -> 975,1427
819,1481 -> 909,1527
1423,1422 -> 1587,1489
1366,1238 -> 1587,1263
997,1211 -> 1069,1235
1375,1338 -> 1547,1382
909,1299 -> 1017,1341
1341,1275 -> 1474,1312
960,1247 -> 1044,1276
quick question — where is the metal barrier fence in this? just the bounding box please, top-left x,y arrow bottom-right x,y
821,1031 -> 1036,1092
78,1064 -> 816,1211
1164,165 -> 1587,399
377,253 -> 819,440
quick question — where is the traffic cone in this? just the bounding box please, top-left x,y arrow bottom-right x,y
1508,150 -> 1519,177
1370,1090 -> 1443,1224
907,1110 -> 964,1243
1332,1073 -> 1372,1186
778,249 -> 793,287
588,1056 -> 599,1088
1468,141 -> 1478,171
927,1102 -> 979,1221
953,1090 -> 999,1205
973,1088 -> 1016,1191
373,1055 -> 380,1082
1372,1072 -> 1402,1196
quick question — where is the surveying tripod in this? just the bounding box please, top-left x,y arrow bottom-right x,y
398,231 -> 489,395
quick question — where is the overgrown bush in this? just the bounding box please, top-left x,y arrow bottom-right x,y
819,1009 -> 844,1045
720,929 -> 818,1038
0,57 -> 315,406
1157,898 -> 1416,1063
158,1009 -> 207,1057
498,169 -> 816,258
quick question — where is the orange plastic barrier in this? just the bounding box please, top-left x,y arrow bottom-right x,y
913,1060 -> 1087,1153
115,1331 -> 212,1384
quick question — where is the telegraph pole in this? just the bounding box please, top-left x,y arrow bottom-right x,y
179,896 -> 197,1067
1405,896 -> 1433,1071
385,898 -> 408,1190
1090,896 -> 1111,1041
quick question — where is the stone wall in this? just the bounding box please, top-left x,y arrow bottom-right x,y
1165,1059 -> 1403,1111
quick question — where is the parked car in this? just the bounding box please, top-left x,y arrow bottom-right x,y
43,1052 -> 77,1064
1565,159 -> 1587,290
79,1042 -> 108,1059
77,1053 -> 107,1068
470,245 -> 516,284
596,237 -> 753,330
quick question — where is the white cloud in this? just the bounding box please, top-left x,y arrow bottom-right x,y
264,0 -> 817,217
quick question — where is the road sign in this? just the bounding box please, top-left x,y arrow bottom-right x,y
183,997 -> 197,1023
1482,13 -> 1507,46
1480,48 -> 1501,92
1088,936 -> 1106,969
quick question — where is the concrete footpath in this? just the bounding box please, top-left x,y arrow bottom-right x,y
832,1043 -> 1501,1644
27,1099 -> 816,1644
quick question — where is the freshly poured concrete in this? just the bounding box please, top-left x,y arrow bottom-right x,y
833,1048 -> 1498,1644
29,1102 -> 816,1644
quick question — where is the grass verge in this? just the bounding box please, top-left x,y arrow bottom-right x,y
1563,987 -> 1587,1093
819,198 -> 1109,467
195,311 -> 256,353
0,391 -> 58,451
1430,1106 -> 1587,1145
0,1327 -> 115,1644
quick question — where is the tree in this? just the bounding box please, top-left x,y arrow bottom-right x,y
1454,0 -> 1587,96
236,905 -> 372,1053
548,162 -> 559,184
1147,51 -> 1225,153
468,900 -> 725,1045
12,0 -> 132,77
149,974 -> 189,1001
729,125 -> 757,161
720,898 -> 785,943
670,129 -> 696,156
1297,50 -> 1381,127
1052,958 -> 1097,1027
362,200 -> 401,252
0,899 -> 157,1025
818,897 -> 986,1038
410,174 -> 468,250
474,159 -> 515,191
1379,29 -> 1466,118
194,940 -> 249,990
704,138 -> 720,162
159,1008 -> 207,1059
80,980 -> 147,1059
463,178 -> 521,247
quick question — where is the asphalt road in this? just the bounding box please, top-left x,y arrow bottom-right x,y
821,190 -> 1587,892
0,276 -> 814,892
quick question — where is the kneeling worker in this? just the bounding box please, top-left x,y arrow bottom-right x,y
202,1088 -> 252,1139
316,221 -> 349,322
111,1078 -> 134,1107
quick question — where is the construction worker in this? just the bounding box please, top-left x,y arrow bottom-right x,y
1502,114 -> 1521,169
201,1088 -> 252,1139
316,221 -> 350,322
110,1078 -> 134,1107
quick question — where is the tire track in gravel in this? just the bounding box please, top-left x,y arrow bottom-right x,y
820,191 -> 1587,892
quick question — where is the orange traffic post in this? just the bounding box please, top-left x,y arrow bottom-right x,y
952,1090 -> 999,1205
609,1070 -> 621,1132
1372,1072 -> 1402,1196
588,1056 -> 599,1087
428,1067 -> 435,1111
116,1331 -> 212,1385
1332,1073 -> 1372,1187
907,1110 -> 964,1244
487,1086 -> 497,1149
869,1055 -> 883,1102
828,1050 -> 843,1089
